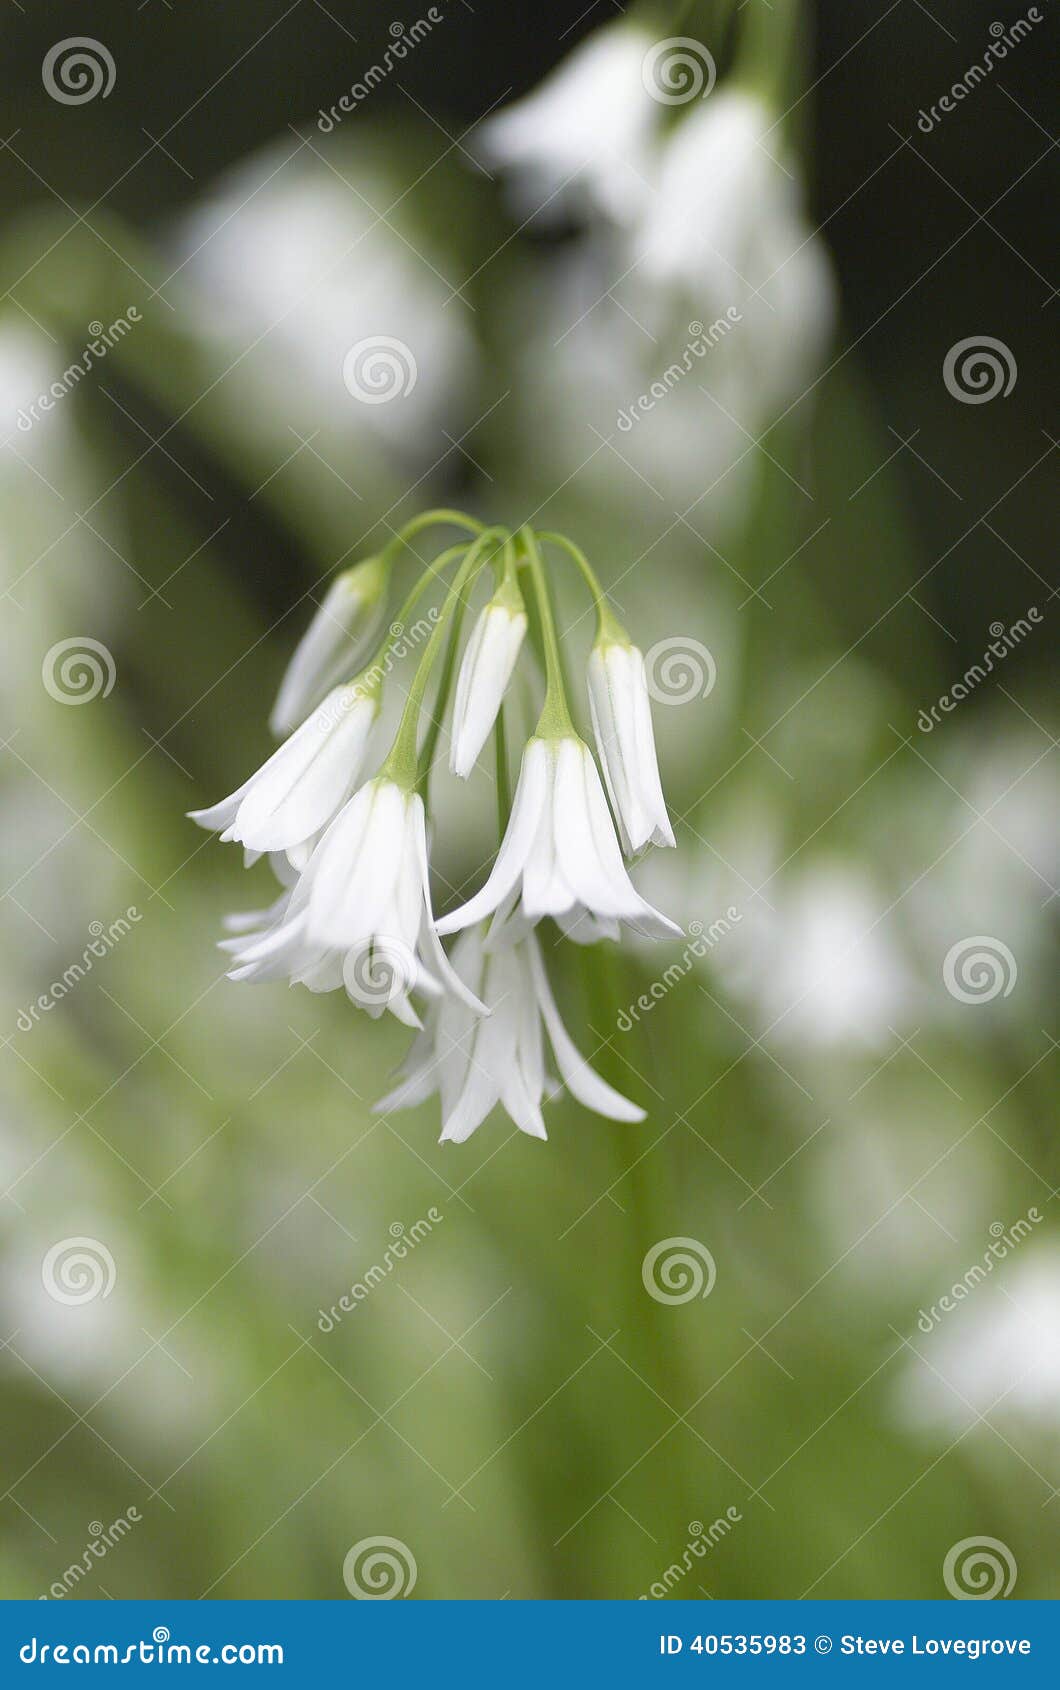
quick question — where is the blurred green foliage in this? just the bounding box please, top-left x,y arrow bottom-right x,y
0,0 -> 1056,1602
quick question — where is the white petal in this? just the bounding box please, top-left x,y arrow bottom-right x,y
529,935 -> 645,1121
435,740 -> 548,934
550,739 -> 631,917
450,603 -> 527,779
231,688 -> 376,852
628,648 -> 675,848
581,750 -> 682,937
306,781 -> 406,950
414,806 -> 489,1015
188,786 -> 248,833
270,563 -> 386,736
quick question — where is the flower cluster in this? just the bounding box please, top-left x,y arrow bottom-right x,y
191,514 -> 680,1143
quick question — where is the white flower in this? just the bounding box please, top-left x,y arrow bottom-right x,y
636,90 -> 833,340
189,683 -> 378,861
436,736 -> 681,942
450,593 -> 527,778
376,923 -> 644,1141
478,22 -> 657,225
587,640 -> 675,854
223,779 -> 486,1027
270,556 -> 387,736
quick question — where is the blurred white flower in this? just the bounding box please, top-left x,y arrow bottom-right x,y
715,863 -> 917,1048
377,922 -> 644,1140
636,87 -> 833,411
479,22 -> 657,225
894,1249 -> 1060,1435
171,143 -> 477,459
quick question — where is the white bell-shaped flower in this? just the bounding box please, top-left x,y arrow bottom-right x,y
189,682 -> 378,859
436,736 -> 680,942
376,922 -> 644,1141
449,588 -> 527,778
223,779 -> 487,1027
478,21 -> 657,226
269,555 -> 388,736
587,639 -> 675,854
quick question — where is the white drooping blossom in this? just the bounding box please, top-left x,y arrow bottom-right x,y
270,556 -> 388,736
478,21 -> 657,225
193,514 -> 683,1136
450,587 -> 528,778
436,736 -> 681,943
223,779 -> 486,1027
587,638 -> 675,854
190,682 -> 379,865
634,88 -> 835,401
480,33 -> 834,514
377,921 -> 644,1141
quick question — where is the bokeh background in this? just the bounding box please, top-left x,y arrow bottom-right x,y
1,0 -> 1056,1601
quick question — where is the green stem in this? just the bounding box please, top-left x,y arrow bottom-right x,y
518,527 -> 576,739
350,543 -> 469,700
416,584 -> 475,796
535,530 -> 627,646
380,509 -> 484,571
380,529 -> 505,789
733,0 -> 802,111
